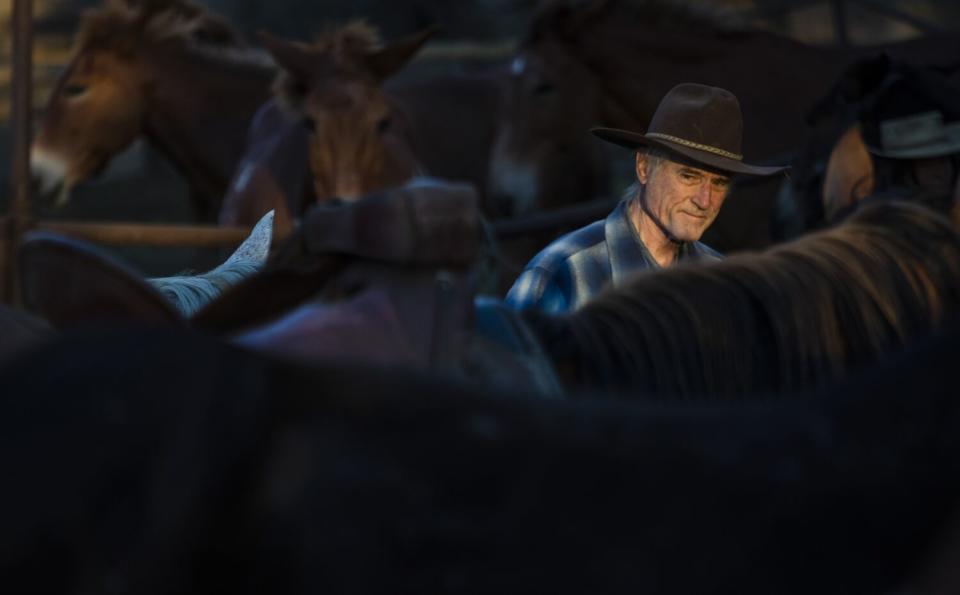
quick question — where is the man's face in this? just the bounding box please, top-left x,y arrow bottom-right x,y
636,152 -> 731,242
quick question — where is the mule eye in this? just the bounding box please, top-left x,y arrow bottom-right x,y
533,82 -> 556,96
63,84 -> 88,98
303,117 -> 316,133
376,117 -> 391,135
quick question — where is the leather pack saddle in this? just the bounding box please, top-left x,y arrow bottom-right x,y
195,178 -> 483,370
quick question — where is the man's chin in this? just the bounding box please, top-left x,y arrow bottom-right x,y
667,225 -> 706,243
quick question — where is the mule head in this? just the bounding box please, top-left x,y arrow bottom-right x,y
489,37 -> 608,217
261,24 -> 434,204
31,0 -> 244,205
32,46 -> 149,205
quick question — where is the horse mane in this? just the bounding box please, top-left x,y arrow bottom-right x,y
76,0 -> 249,58
149,261 -> 262,317
528,201 -> 960,398
148,210 -> 273,318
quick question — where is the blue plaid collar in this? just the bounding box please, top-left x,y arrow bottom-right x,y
605,198 -> 695,284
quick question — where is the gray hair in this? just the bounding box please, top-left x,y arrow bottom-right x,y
638,148 -> 669,174
623,149 -> 670,202
149,260 -> 263,318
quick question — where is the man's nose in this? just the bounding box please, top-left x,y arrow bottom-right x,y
691,183 -> 713,210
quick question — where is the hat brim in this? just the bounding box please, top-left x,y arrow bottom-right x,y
591,127 -> 789,177
866,125 -> 960,159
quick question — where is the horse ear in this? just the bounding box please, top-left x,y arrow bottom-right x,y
259,31 -> 314,81
364,26 -> 438,81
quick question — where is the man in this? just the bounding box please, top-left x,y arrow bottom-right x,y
856,64 -> 960,223
505,83 -> 788,313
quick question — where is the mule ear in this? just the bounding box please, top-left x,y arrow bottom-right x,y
364,26 -> 438,81
259,31 -> 315,81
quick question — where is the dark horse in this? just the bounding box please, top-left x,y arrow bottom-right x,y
31,0 -> 275,220
4,319 -> 960,593
493,0 -> 960,249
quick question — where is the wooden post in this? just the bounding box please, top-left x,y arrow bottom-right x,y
5,0 -> 34,304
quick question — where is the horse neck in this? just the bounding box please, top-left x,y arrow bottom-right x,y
140,46 -> 275,215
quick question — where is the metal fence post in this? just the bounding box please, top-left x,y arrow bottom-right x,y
5,0 -> 34,304
832,0 -> 850,48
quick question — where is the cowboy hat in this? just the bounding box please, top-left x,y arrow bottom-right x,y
859,67 -> 960,159
591,83 -> 788,176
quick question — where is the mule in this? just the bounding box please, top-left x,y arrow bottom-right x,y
31,0 -> 275,220
492,0 -> 960,249
218,22 -> 506,237
218,23 -> 433,236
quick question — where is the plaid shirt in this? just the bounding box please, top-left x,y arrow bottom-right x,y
504,199 -> 722,313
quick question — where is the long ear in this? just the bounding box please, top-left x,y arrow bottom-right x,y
364,26 -> 438,81
259,31 -> 315,81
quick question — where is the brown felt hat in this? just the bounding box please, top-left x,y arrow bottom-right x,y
591,83 -> 789,176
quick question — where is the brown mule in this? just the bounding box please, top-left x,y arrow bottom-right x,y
31,0 -> 275,220
218,22 -> 435,239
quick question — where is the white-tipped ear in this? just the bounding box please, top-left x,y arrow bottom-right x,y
220,210 -> 274,269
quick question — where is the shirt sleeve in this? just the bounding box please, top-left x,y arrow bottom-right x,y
504,267 -> 571,314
